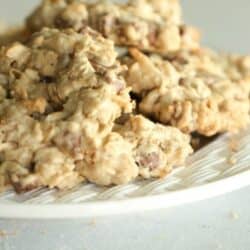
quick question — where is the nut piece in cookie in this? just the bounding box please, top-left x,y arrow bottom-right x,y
125,49 -> 250,136
115,115 -> 193,178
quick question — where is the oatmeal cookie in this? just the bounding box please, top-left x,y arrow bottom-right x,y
0,85 -> 134,192
0,99 -> 84,192
0,27 -> 137,192
0,83 -> 193,192
26,0 -> 200,54
0,27 -> 127,111
115,115 -> 193,179
125,49 -> 250,136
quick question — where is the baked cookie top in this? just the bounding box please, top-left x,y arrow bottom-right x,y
125,49 -> 250,136
26,0 -> 200,54
0,27 -> 128,110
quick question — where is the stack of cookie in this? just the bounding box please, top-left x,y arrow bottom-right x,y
0,0 -> 249,193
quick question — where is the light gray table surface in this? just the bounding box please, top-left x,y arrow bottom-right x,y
1,1 -> 250,250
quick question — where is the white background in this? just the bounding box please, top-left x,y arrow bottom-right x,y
1,1 -> 250,250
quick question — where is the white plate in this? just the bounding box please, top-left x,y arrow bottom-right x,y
1,128 -> 250,219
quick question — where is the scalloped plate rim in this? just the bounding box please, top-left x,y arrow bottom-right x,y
1,169 -> 250,219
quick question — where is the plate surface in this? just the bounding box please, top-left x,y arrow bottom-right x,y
1,128 -> 250,219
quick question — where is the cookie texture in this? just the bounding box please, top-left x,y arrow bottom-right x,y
26,0 -> 200,54
0,27 -> 192,192
125,49 -> 250,136
115,115 -> 193,179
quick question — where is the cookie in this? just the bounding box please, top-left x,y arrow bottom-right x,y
0,27 -> 132,192
0,27 -> 127,110
125,49 -> 250,136
0,27 -> 192,192
115,115 -> 193,179
0,85 -> 133,192
26,0 -> 200,54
